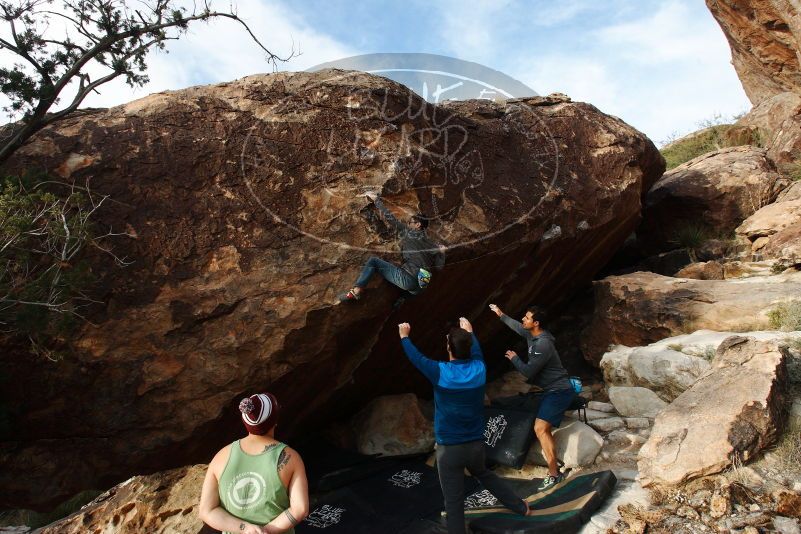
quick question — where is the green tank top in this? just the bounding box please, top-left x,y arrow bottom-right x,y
218,440 -> 293,534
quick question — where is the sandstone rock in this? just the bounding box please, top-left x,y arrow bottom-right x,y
606,430 -> 648,447
638,337 -> 788,487
774,516 -> 801,534
734,92 -> 801,165
675,261 -> 725,280
0,70 -> 663,507
737,93 -> 801,140
352,393 -> 434,456
587,401 -> 616,413
775,490 -> 801,518
625,418 -> 651,430
723,259 -> 779,278
588,417 -> 625,433
601,343 -> 710,401
697,238 -> 737,262
738,194 -> 801,266
706,1 -> 801,106
39,465 -> 205,533
639,146 -> 787,253
582,271 -> 801,364
607,387 -> 667,418
528,420 -> 603,468
601,330 -> 801,399
779,181 -> 801,202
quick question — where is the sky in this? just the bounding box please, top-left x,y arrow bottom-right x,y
2,0 -> 751,146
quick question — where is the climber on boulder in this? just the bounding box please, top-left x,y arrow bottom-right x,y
338,191 -> 445,302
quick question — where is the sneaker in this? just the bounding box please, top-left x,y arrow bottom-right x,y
537,472 -> 564,491
338,288 -> 361,302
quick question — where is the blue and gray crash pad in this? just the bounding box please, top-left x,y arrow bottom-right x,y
461,470 -> 618,534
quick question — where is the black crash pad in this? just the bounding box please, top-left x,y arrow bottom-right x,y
483,406 -> 537,469
297,457 -> 479,533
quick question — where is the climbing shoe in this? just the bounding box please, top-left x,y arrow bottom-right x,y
537,472 -> 564,491
338,288 -> 361,302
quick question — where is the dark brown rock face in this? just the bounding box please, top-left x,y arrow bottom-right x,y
706,0 -> 801,106
0,70 -> 662,507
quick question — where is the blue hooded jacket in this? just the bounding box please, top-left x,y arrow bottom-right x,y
401,334 -> 486,445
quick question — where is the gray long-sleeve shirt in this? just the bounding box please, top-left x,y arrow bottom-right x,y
500,314 -> 571,392
374,198 -> 445,275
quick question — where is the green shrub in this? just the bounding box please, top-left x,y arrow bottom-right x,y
774,420 -> 801,471
0,172 -> 130,355
661,124 -> 734,170
702,345 -> 716,360
671,222 -> 709,251
768,301 -> 801,331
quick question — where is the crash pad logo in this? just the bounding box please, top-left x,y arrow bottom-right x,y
389,469 -> 423,488
240,53 -> 559,254
305,504 -> 345,528
226,472 -> 266,510
465,489 -> 500,509
484,414 -> 508,448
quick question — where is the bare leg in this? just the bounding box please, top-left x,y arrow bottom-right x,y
534,418 -> 559,476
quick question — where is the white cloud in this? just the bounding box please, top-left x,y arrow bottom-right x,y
515,56 -> 621,114
430,0 -> 516,63
595,0 -> 731,65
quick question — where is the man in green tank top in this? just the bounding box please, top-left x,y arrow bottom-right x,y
199,393 -> 309,534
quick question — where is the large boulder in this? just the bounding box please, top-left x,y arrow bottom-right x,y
601,329 -> 801,401
737,192 -> 801,266
351,393 -> 434,456
582,271 -> 801,364
602,346 -> 711,402
39,465 -> 205,534
638,336 -> 788,487
0,70 -> 664,507
527,420 -> 603,468
730,92 -> 801,165
607,386 -> 667,418
639,146 -> 786,254
706,0 -> 801,106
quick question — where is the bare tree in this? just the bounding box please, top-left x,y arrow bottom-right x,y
0,0 -> 293,164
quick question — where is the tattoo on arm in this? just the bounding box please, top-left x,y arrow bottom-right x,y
263,443 -> 279,453
239,522 -> 245,531
285,509 -> 299,526
277,448 -> 291,472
